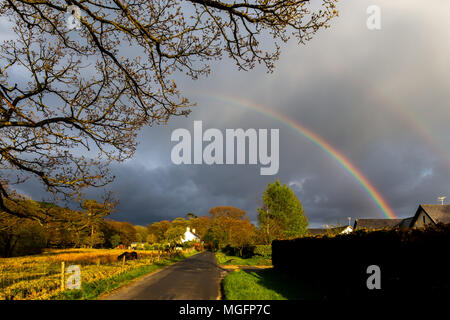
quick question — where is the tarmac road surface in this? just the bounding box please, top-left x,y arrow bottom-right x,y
101,251 -> 223,300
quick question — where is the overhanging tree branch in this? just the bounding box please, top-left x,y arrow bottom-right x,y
0,0 -> 338,218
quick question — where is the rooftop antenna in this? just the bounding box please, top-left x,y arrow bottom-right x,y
438,196 -> 446,205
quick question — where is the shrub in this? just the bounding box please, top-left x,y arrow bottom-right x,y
110,234 -> 121,248
222,245 -> 255,258
193,242 -> 203,251
143,243 -> 153,250
146,243 -> 171,251
254,245 -> 272,258
181,241 -> 195,249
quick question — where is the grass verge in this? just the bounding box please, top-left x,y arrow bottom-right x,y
222,269 -> 321,300
215,252 -> 271,266
52,251 -> 198,300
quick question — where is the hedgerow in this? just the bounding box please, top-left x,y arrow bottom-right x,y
272,223 -> 450,299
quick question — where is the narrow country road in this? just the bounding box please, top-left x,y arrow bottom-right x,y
102,251 -> 223,300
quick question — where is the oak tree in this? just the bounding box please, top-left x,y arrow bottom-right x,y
0,0 -> 338,217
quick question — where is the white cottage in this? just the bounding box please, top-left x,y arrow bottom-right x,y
181,227 -> 200,243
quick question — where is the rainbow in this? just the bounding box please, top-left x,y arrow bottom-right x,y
370,87 -> 450,169
190,91 -> 397,219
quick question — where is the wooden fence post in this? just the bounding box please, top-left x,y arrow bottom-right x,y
60,261 -> 65,292
122,255 -> 126,268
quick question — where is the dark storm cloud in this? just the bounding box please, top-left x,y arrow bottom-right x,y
7,1 -> 450,228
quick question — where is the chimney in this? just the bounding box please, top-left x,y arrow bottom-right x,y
186,227 -> 190,232
192,229 -> 196,234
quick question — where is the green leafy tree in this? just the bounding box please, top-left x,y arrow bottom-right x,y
257,180 -> 308,243
146,233 -> 158,244
147,220 -> 171,243
110,234 -> 121,248
171,217 -> 188,228
81,199 -> 113,248
103,220 -> 137,246
0,211 -> 46,257
134,225 -> 149,243
203,219 -> 228,250
164,226 -> 186,249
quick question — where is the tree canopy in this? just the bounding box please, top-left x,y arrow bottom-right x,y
204,206 -> 255,252
0,197 -> 134,256
257,179 -> 308,242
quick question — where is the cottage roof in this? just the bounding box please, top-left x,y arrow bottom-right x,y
307,228 -> 328,236
398,217 -> 413,229
418,205 -> 450,224
353,218 -> 404,230
185,227 -> 200,238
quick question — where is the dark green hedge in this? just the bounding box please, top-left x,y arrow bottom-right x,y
272,223 -> 450,299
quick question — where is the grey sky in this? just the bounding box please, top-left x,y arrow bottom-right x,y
7,0 -> 450,228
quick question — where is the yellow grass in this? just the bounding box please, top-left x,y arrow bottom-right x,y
0,248 -> 174,300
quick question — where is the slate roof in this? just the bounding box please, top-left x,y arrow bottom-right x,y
307,228 -> 328,236
398,217 -> 413,229
350,205 -> 450,231
353,218 -> 404,230
419,205 -> 450,224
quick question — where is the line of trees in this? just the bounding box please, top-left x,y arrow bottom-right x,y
0,197 -> 137,257
145,180 -> 309,255
1,179 -> 309,257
